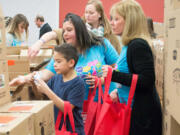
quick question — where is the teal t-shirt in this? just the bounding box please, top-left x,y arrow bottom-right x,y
116,45 -> 130,104
46,39 -> 119,101
6,33 -> 24,46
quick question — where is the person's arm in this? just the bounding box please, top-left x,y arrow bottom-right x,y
9,69 -> 54,87
104,39 -> 155,90
35,78 -> 75,112
28,31 -> 57,58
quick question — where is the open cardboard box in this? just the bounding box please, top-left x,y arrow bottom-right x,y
0,112 -> 34,135
0,101 -> 55,135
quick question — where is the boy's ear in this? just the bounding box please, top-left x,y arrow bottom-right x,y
68,59 -> 75,68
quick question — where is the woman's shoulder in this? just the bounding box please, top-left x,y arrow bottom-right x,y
128,38 -> 150,50
6,32 -> 15,39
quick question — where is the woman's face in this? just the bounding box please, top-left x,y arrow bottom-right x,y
18,22 -> 26,33
110,12 -> 125,36
85,4 -> 101,27
63,21 -> 77,46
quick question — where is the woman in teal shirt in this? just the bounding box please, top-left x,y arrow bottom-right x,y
10,13 -> 119,101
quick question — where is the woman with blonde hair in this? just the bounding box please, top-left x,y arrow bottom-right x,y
102,1 -> 162,135
84,0 -> 121,54
6,14 -> 29,46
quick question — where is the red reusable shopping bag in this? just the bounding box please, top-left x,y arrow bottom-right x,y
82,77 -> 98,124
83,77 -> 105,135
94,73 -> 138,135
55,101 -> 78,135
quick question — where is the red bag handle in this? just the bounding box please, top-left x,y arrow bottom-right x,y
87,77 -> 99,102
64,101 -> 76,133
55,101 -> 76,133
55,110 -> 63,130
104,66 -> 113,98
127,74 -> 138,108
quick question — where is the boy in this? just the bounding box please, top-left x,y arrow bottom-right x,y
35,44 -> 85,135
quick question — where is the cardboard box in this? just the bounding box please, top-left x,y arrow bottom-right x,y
6,46 -> 28,55
164,10 -> 180,124
163,110 -> 171,135
0,6 -> 6,47
7,58 -> 30,73
8,72 -> 29,82
0,101 -> 55,135
0,47 -> 6,60
152,39 -> 164,103
154,23 -> 164,38
20,48 -> 53,66
0,112 -> 34,135
165,0 -> 180,11
0,72 -> 11,107
0,60 -> 8,73
164,111 -> 180,135
10,86 -> 30,101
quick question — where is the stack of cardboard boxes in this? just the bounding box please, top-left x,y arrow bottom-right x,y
7,46 -> 31,101
0,5 -> 55,135
0,6 -> 34,135
163,0 -> 180,134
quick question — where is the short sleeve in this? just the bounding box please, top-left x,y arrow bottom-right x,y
103,38 -> 118,65
47,76 -> 55,90
45,58 -> 57,74
53,29 -> 63,44
6,33 -> 13,46
67,80 -> 85,108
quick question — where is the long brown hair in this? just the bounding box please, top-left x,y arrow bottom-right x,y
8,14 -> 29,41
63,13 -> 104,54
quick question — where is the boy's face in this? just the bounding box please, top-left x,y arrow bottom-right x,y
53,52 -> 74,74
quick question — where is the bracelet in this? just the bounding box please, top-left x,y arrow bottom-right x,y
39,38 -> 46,44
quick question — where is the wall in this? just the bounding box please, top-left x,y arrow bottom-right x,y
0,0 -> 59,45
59,0 -> 164,27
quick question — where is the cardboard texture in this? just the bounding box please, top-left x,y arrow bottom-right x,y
20,48 -> 53,66
163,111 -> 171,135
152,39 -> 164,103
0,47 -> 6,60
6,46 -> 28,55
7,59 -> 30,73
0,101 -> 55,135
8,72 -> 28,82
0,60 -> 8,73
0,113 -> 34,135
0,72 -> 11,107
154,23 -> 164,38
10,86 -> 30,101
0,5 -> 6,47
164,10 -> 180,124
165,0 -> 180,11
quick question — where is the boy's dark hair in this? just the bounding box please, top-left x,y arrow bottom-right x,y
54,44 -> 79,67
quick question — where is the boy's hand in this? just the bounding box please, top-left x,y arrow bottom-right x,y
35,78 -> 49,94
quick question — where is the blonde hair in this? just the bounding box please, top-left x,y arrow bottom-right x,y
110,0 -> 151,45
85,0 -> 121,53
8,14 -> 29,41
